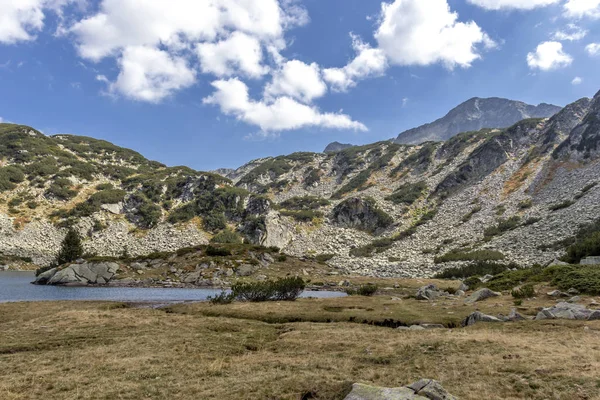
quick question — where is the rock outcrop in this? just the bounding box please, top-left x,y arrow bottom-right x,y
535,302 -> 599,321
464,288 -> 500,303
34,262 -> 119,286
344,379 -> 456,400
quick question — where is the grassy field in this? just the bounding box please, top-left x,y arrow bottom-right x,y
1,292 -> 600,400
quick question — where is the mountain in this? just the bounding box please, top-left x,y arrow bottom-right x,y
395,97 -> 562,145
1,90 -> 599,278
324,142 -> 355,153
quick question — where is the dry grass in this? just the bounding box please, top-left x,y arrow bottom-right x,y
1,298 -> 600,400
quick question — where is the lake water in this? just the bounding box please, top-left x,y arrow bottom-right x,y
0,271 -> 346,303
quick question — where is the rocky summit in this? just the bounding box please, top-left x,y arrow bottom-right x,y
1,90 -> 600,278
395,97 -> 561,145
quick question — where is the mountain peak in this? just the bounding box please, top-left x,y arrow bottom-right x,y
395,97 -> 561,144
324,142 -> 355,153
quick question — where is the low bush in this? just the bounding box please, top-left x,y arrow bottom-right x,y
357,284 -> 378,296
434,261 -> 519,279
279,196 -> 329,211
483,216 -> 521,240
206,246 -> 231,257
231,277 -> 306,302
434,249 -> 505,264
384,181 -> 427,205
562,220 -> 600,264
518,199 -> 533,209
211,229 -> 243,244
208,291 -> 236,305
511,284 -> 535,299
549,200 -> 575,211
280,209 -> 323,222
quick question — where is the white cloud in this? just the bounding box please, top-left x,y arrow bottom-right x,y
323,34 -> 388,92
203,78 -> 367,132
527,41 -> 573,70
103,46 -> 196,103
68,0 -> 295,62
586,43 -> 600,56
564,0 -> 600,19
0,0 -> 45,44
197,32 -> 268,78
572,76 -> 582,85
374,0 -> 495,69
0,116 -> 3,123
264,60 -> 327,103
552,24 -> 588,41
467,0 -> 559,10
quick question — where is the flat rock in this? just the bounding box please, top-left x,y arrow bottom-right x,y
344,380 -> 456,400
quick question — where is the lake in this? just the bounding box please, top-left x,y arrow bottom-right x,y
0,271 -> 346,303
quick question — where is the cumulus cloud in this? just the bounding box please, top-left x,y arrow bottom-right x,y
196,32 -> 268,78
374,0 -> 495,69
264,60 -> 327,103
203,78 -> 367,132
467,0 -> 559,10
564,0 -> 600,19
572,76 -> 582,85
103,46 -> 196,103
527,41 -> 573,70
552,24 -> 588,41
586,43 -> 600,56
323,34 -> 388,92
0,0 -> 45,44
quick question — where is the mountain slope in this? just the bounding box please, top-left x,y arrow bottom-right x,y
324,142 -> 355,153
1,91 -> 599,278
395,97 -> 562,145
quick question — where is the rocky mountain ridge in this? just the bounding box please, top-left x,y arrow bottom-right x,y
395,97 -> 561,145
1,90 -> 599,278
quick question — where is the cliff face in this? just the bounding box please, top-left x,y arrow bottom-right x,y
0,92 -> 599,277
395,97 -> 562,145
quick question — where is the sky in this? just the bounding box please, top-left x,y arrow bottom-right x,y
0,0 -> 599,171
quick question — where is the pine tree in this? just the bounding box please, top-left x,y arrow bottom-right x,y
57,228 -> 84,265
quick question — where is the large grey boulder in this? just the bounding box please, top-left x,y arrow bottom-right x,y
462,311 -> 503,327
416,284 -> 440,301
464,288 -> 500,303
344,380 -> 456,400
44,262 -> 119,286
535,302 -> 594,321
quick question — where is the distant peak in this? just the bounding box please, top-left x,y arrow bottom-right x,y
324,142 -> 354,153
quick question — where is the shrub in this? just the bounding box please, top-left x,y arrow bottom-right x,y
57,228 -> 84,265
46,178 -> 78,201
211,229 -> 243,244
315,253 -> 335,263
511,284 -> 535,299
208,291 -> 236,305
461,205 -> 482,223
518,199 -> 533,209
562,220 -> 600,264
279,196 -> 329,211
280,209 -> 323,222
483,216 -> 521,240
96,183 -> 114,191
231,277 -> 305,302
356,284 -> 378,296
434,249 -> 505,264
203,211 -> 227,232
385,181 -> 427,205
434,261 -> 519,279
206,246 -> 231,257
0,166 -> 25,184
549,200 -> 575,211
277,255 -> 287,262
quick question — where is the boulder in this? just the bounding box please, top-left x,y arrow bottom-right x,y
547,290 -> 568,298
480,274 -> 494,283
458,283 -> 469,292
462,311 -> 503,327
535,302 -> 593,321
416,285 -> 440,301
464,288 -> 500,303
44,262 -> 119,286
344,380 -> 456,400
588,310 -> 600,321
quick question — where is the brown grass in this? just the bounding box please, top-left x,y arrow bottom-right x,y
1,298 -> 600,400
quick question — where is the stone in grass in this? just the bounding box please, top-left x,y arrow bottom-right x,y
462,311 -> 503,327
344,379 -> 457,400
464,288 -> 500,303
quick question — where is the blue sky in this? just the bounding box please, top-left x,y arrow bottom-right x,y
0,0 -> 599,171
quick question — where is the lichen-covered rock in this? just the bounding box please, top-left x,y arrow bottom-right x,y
416,284 -> 440,301
535,302 -> 595,321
